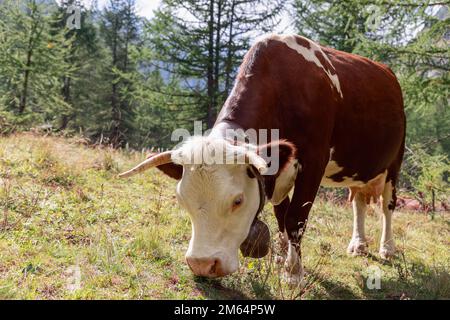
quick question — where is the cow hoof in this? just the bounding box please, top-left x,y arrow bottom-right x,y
347,238 -> 368,256
379,243 -> 396,260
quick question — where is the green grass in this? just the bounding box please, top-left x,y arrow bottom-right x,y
0,133 -> 449,299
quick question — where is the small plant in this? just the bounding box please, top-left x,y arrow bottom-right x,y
94,149 -> 119,173
0,111 -> 16,136
401,144 -> 449,214
33,142 -> 58,169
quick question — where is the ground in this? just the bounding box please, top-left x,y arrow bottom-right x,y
0,133 -> 448,299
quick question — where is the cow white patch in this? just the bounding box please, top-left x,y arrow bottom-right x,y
178,163 -> 260,276
173,136 -> 268,276
321,161 -> 365,187
283,241 -> 305,286
321,158 -> 389,201
380,181 -> 396,259
347,192 -> 368,256
271,160 -> 300,205
257,34 -> 343,98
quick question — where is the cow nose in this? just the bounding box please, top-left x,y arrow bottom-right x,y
185,257 -> 225,277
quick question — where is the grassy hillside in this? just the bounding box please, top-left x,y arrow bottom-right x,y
0,133 -> 448,299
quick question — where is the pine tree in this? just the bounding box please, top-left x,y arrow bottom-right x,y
146,0 -> 285,129
100,0 -> 141,146
0,0 -> 73,125
51,0 -> 99,130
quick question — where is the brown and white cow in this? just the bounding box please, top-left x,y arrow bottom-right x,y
119,34 -> 406,284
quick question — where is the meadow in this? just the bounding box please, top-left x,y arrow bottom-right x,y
0,133 -> 448,299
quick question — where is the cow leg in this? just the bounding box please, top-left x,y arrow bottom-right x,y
379,181 -> 396,259
283,155 -> 327,286
274,196 -> 290,233
274,197 -> 290,263
347,191 -> 368,255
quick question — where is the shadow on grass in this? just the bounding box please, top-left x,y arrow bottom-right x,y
247,277 -> 274,299
307,271 -> 360,299
339,251 -> 450,299
193,276 -> 252,300
191,252 -> 449,300
304,252 -> 449,300
362,258 -> 449,300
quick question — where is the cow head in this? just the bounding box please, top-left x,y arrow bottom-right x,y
119,136 -> 296,277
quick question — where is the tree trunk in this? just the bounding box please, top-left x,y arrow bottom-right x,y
19,6 -> 38,114
62,76 -> 71,102
213,0 -> 222,112
110,15 -> 121,147
206,0 -> 215,128
58,76 -> 71,130
18,51 -> 32,114
224,0 -> 236,96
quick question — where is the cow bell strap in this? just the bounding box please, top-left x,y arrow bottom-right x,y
249,165 -> 266,219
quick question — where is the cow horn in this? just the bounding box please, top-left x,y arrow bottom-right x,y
118,151 -> 173,178
245,151 -> 268,174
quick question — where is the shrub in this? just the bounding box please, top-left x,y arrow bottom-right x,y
400,144 -> 449,210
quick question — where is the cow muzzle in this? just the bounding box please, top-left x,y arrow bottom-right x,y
185,256 -> 228,277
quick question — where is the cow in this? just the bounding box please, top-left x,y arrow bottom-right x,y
119,34 -> 406,284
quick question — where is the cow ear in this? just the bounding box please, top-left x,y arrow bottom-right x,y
257,140 -> 297,175
156,163 -> 183,180
146,153 -> 183,180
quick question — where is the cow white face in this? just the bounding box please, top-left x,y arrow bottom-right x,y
176,163 -> 260,277
169,136 -> 268,277
118,136 -> 296,278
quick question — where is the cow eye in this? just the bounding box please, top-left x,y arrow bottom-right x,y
232,195 -> 244,210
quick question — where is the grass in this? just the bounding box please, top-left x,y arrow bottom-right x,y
0,133 -> 448,300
